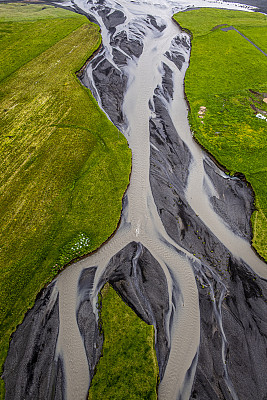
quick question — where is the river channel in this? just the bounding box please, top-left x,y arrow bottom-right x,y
3,0 -> 267,399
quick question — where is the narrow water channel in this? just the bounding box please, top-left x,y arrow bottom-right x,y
3,1 -> 267,399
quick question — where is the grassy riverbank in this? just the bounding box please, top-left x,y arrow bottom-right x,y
174,8 -> 267,260
89,284 -> 159,400
0,3 -> 131,395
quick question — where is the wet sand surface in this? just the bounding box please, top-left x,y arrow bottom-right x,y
2,1 -> 267,399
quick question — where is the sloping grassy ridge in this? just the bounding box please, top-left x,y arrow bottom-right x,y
89,284 -> 159,399
0,3 -> 131,396
174,8 -> 267,260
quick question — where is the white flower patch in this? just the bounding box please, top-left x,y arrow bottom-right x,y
256,113 -> 267,121
71,233 -> 91,252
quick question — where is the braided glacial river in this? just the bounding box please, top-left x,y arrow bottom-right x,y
3,0 -> 267,399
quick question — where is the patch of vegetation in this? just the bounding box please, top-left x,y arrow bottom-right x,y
88,284 -> 159,400
174,8 -> 267,260
0,3 -> 131,396
52,232 -> 91,275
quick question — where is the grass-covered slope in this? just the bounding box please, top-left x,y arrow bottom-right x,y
88,284 -> 159,399
174,8 -> 267,260
0,3 -> 131,394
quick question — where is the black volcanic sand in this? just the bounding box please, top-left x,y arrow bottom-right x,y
2,284 -> 65,399
2,2 -> 267,399
77,267 -> 103,380
80,5 -> 143,129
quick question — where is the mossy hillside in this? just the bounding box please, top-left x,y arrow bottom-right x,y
0,4 -> 131,395
174,8 -> 267,260
88,284 -> 159,400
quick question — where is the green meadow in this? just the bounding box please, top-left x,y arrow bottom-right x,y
0,3 -> 131,395
174,8 -> 267,260
88,284 -> 159,400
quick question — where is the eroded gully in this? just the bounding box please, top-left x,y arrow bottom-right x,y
3,0 -> 267,400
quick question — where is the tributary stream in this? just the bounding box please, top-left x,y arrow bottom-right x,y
3,0 -> 267,399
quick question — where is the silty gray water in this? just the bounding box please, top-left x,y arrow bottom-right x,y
3,0 -> 267,399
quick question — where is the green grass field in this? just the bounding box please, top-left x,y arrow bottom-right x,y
88,284 -> 159,399
0,4 -> 131,395
174,8 -> 267,260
